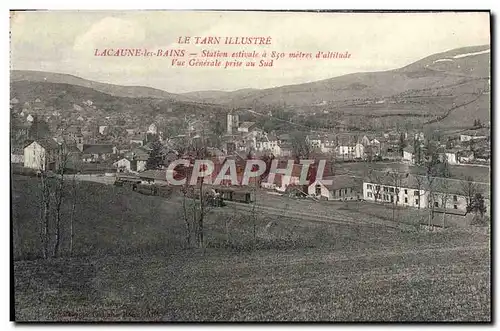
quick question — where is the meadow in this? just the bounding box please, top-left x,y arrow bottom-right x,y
12,175 -> 491,321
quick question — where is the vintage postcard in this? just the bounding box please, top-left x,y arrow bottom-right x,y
10,10 -> 491,322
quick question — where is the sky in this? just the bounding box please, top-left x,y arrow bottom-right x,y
10,11 -> 490,93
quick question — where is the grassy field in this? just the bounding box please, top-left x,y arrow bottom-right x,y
12,175 -> 491,321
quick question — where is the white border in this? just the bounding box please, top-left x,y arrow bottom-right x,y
2,0 -> 497,329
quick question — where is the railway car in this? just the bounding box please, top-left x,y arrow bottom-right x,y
215,188 -> 255,204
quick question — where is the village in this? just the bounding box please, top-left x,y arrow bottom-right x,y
10,97 -> 491,230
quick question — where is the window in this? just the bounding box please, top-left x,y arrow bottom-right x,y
367,184 -> 373,190
367,192 -> 373,198
390,195 -> 394,203
344,189 -> 348,195
415,198 -> 419,205
389,187 -> 395,193
454,204 -> 458,209
453,195 -> 458,202
404,189 -> 408,195
414,190 -> 419,196
339,190 -> 342,197
404,197 -> 408,203
376,185 -> 381,191
434,201 -> 439,208
315,185 -> 321,196
383,187 -> 389,192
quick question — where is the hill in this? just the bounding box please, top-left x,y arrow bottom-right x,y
185,45 -> 490,128
10,45 -> 491,129
187,45 -> 490,106
10,80 -> 229,127
11,70 -> 194,102
12,175 -> 490,321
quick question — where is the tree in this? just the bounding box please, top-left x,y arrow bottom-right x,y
145,137 -> 164,170
52,143 -> 71,258
69,169 -> 79,256
367,170 -> 383,203
423,140 -> 441,226
438,179 -> 451,228
468,193 -> 487,219
398,132 -> 407,156
460,176 -> 478,211
388,171 -> 408,222
414,175 -> 426,210
38,167 -> 51,259
425,176 -> 437,226
290,131 -> 310,163
413,139 -> 423,165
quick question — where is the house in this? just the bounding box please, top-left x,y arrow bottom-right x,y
336,135 -> 357,159
279,143 -> 293,157
402,146 -> 415,164
360,135 -> 371,147
130,134 -> 146,146
237,121 -> 256,133
278,133 -> 291,144
267,163 -> 307,192
26,114 -> 34,123
113,156 -> 150,173
81,144 -> 115,163
414,132 -> 425,142
99,126 -> 109,135
307,135 -> 323,150
11,147 -> 25,164
125,147 -> 150,171
354,143 -> 365,159
308,175 -> 361,201
125,128 -> 136,135
362,172 -> 490,214
256,135 -> 281,156
113,157 -> 134,173
460,133 -> 487,142
458,151 -> 475,163
148,123 -> 158,135
443,148 -> 460,165
24,139 -> 60,171
320,135 -> 337,153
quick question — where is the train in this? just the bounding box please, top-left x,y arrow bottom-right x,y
214,187 -> 255,204
114,176 -> 172,198
114,175 -> 254,206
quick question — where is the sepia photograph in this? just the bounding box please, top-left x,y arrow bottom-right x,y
10,10 -> 491,322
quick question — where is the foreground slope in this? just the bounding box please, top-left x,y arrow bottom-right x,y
12,176 -> 491,321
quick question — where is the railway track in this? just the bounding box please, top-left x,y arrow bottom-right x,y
221,200 -> 412,230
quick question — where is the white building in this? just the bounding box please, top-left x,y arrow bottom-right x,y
443,149 -> 460,165
460,134 -> 487,142
362,172 -> 490,214
308,175 -> 360,201
354,143 -> 365,159
307,135 -> 323,150
255,135 -> 281,156
148,123 -> 158,135
226,111 -> 240,134
402,146 -> 415,165
99,125 -> 109,135
24,139 -> 60,171
237,121 -> 256,133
